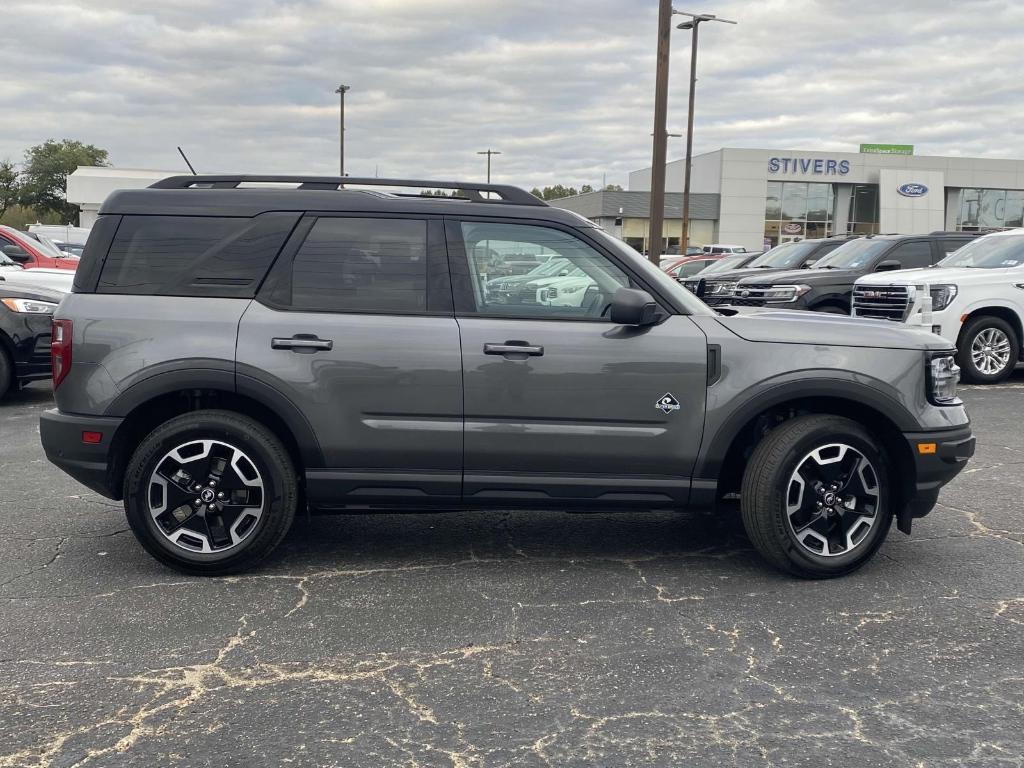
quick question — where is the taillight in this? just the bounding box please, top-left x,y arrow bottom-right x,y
51,319 -> 72,389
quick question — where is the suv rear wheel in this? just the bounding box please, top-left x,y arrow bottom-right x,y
123,410 -> 298,575
957,316 -> 1018,384
0,347 -> 12,400
740,415 -> 892,578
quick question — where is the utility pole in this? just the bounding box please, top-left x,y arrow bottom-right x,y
477,149 -> 501,183
675,12 -> 736,251
647,0 -> 673,264
335,84 -> 350,176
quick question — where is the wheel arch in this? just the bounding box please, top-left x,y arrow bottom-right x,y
957,306 -> 1023,353
104,371 -> 323,500
698,382 -> 917,513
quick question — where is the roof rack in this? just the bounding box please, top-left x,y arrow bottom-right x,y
927,230 -> 970,236
149,175 -> 547,207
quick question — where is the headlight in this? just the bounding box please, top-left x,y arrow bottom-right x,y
762,284 -> 812,302
0,298 -> 58,314
709,281 -> 736,295
929,284 -> 958,311
928,353 -> 960,404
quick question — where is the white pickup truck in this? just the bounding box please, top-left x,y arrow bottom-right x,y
853,229 -> 1024,384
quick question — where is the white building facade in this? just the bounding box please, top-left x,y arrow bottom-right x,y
67,167 -> 180,227
629,148 -> 1024,252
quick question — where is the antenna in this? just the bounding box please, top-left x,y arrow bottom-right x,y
177,147 -> 197,175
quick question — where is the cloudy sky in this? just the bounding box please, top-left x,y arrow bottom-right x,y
2,0 -> 1022,189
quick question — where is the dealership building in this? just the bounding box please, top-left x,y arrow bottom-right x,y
554,146 -> 1024,253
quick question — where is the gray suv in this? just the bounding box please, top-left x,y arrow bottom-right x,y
40,175 -> 975,578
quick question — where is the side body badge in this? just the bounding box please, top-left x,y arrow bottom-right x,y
656,393 -> 681,414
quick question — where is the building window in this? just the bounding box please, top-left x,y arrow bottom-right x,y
847,185 -> 879,235
957,188 -> 1024,230
764,182 -> 834,247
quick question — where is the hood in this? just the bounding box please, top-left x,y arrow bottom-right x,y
0,282 -> 66,304
700,265 -> 805,284
737,267 -> 861,286
0,269 -> 74,293
713,308 -> 952,350
856,266 -> 1024,286
46,257 -> 79,271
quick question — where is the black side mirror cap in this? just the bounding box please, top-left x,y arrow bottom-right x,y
694,278 -> 708,298
876,259 -> 902,272
610,287 -> 659,326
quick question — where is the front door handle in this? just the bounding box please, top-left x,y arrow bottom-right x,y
271,335 -> 334,352
484,341 -> 544,357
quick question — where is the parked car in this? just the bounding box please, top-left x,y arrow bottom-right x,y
853,229 -> 1024,383
662,245 -> 703,257
662,254 -> 724,279
41,174 -> 973,579
677,251 -> 764,293
702,244 -> 750,254
0,225 -> 79,271
487,256 -> 575,302
0,251 -> 75,293
0,283 -> 61,399
27,224 -> 92,246
730,232 -> 979,313
698,236 -> 859,305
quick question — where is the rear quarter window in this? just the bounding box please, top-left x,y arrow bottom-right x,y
96,213 -> 299,297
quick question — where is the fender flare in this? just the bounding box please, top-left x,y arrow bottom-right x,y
105,367 -> 324,469
695,374 -> 917,480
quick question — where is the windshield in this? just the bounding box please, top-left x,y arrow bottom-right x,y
698,254 -> 748,275
526,257 -> 572,278
23,231 -> 69,259
813,238 -> 891,270
937,235 -> 1024,269
747,241 -> 820,269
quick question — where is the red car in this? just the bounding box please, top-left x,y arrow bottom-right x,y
660,254 -> 724,279
0,225 -> 79,271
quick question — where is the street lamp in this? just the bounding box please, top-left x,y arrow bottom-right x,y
477,149 -> 501,183
675,11 -> 736,252
335,84 -> 350,176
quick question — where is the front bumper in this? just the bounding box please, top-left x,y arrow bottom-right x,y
39,409 -> 124,499
897,423 -> 975,532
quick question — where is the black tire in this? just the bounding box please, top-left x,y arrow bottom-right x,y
0,347 -> 12,400
957,316 -> 1019,384
123,409 -> 298,575
740,415 -> 892,578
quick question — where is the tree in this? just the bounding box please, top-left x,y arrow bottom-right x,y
0,160 -> 18,219
580,184 -> 594,194
604,183 -> 624,191
530,184 -> 579,201
19,139 -> 110,222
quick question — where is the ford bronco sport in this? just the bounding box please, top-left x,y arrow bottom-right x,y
40,176 -> 975,578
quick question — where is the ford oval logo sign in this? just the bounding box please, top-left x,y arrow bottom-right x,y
898,183 -> 928,197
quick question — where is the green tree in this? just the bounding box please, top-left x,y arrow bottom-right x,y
0,160 -> 19,218
19,139 -> 110,222
603,183 -> 624,191
530,184 -> 580,201
580,184 -> 594,194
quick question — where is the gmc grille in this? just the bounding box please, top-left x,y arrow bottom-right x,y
852,285 -> 911,321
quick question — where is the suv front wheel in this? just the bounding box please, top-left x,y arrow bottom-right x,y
957,316 -> 1019,384
123,410 -> 298,575
740,415 -> 892,578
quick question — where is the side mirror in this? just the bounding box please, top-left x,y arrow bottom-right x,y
610,287 -> 659,326
876,259 -> 902,272
2,244 -> 29,262
559,269 -> 569,276
694,278 -> 708,298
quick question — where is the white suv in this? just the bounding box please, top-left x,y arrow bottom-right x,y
853,229 -> 1024,383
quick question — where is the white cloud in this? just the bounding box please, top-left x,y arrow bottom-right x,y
1,0 -> 1022,189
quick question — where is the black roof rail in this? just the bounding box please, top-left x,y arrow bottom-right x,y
149,175 -> 547,207
927,230 -> 970,236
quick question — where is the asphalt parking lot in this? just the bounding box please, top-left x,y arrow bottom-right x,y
1,377 -> 1022,767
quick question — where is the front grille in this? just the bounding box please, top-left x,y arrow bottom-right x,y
729,284 -> 774,307
852,285 -> 911,321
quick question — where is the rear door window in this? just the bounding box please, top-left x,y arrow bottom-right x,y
884,240 -> 933,269
97,213 -> 298,296
288,217 -> 428,313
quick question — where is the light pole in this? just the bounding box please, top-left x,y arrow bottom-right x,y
477,149 -> 501,183
647,0 -> 673,263
675,12 -> 736,251
335,84 -> 350,176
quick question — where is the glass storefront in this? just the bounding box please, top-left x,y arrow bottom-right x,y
847,185 -> 880,235
956,188 -> 1024,230
764,181 -> 835,247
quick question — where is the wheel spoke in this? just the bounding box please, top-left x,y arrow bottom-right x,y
148,438 -> 265,554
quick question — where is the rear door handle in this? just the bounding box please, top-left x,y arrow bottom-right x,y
271,335 -> 333,352
484,341 -> 544,356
